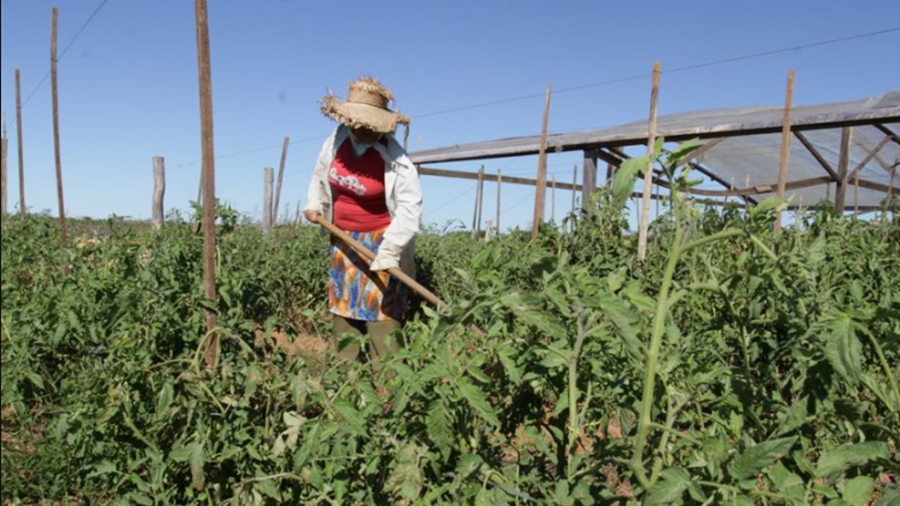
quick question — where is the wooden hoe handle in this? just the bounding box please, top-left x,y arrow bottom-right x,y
315,216 -> 448,311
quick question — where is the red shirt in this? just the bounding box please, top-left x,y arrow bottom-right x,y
329,139 -> 392,232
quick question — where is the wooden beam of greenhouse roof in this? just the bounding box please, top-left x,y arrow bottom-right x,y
418,166 -> 581,192
409,110 -> 900,165
676,137 -> 728,167
855,177 -> 898,194
417,165 -> 747,207
794,131 -> 839,180
848,134 -> 893,181
874,124 -> 900,145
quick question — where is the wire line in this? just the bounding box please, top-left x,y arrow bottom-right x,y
413,27 -> 900,120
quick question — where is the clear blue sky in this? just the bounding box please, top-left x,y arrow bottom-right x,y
2,0 -> 898,231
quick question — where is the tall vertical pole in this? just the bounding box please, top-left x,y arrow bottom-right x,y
834,127 -> 853,214
152,157 -> 166,229
774,70 -> 795,234
195,0 -> 219,362
883,149 -> 897,224
531,85 -> 552,241
473,166 -> 485,239
744,174 -> 751,219
273,136 -> 290,226
551,174 -> 557,225
496,168 -> 502,234
637,61 -> 661,269
51,8 -> 68,247
854,170 -> 860,215
263,168 -> 274,234
1,117 -> 7,217
15,70 -> 26,217
477,165 -> 485,234
582,151 -> 597,212
570,164 -> 577,232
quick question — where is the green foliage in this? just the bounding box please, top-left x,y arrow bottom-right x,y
2,159 -> 899,506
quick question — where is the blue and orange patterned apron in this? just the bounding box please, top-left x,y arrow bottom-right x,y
328,228 -> 409,322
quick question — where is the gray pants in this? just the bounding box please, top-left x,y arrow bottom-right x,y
333,316 -> 403,366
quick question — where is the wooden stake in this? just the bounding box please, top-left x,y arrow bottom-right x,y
551,173 -> 557,225
774,70 -> 795,234
1,117 -> 7,217
744,174 -> 750,219
473,165 -> 485,239
637,61 -> 661,269
532,85 -> 552,241
655,179 -> 661,221
496,168 -> 502,234
263,167 -> 274,234
883,149 -> 897,224
152,157 -> 166,229
273,136 -> 290,226
582,151 -> 597,212
835,127 -> 853,214
571,164 -> 577,232
854,170 -> 860,215
775,70 -> 794,234
51,8 -> 68,247
195,0 -> 219,360
15,69 -> 26,217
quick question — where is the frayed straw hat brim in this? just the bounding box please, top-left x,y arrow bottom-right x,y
321,97 -> 407,134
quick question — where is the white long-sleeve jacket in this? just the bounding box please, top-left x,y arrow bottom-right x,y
305,125 -> 423,277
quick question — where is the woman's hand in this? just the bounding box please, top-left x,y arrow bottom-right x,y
304,210 -> 322,224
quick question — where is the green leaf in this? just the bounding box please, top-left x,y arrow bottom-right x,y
815,442 -> 889,478
729,437 -> 797,480
497,348 -> 523,385
824,315 -> 863,385
89,460 -> 117,478
457,378 -> 500,427
595,291 -> 644,362
426,401 -> 454,459
842,476 -> 875,506
666,138 -> 702,166
333,400 -> 368,436
189,441 -> 205,491
873,488 -> 900,506
776,397 -> 808,436
613,156 -> 650,210
386,443 -> 424,506
645,467 -> 692,506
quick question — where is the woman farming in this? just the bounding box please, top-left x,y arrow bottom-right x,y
304,77 -> 423,364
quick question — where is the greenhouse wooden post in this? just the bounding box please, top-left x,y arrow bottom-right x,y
472,166 -> 484,239
195,0 -> 219,366
263,168 -> 274,235
774,70 -> 795,234
884,149 -> 897,224
834,127 -> 853,214
551,174 -> 557,225
570,164 -> 577,231
15,69 -> 26,217
273,136 -> 290,226
496,168 -> 502,234
51,8 -> 68,248
532,85 -> 552,241
637,61 -> 661,270
477,165 -> 485,236
152,157 -> 166,230
582,151 -> 597,213
1,118 -> 7,217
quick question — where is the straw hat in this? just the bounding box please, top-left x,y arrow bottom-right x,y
320,77 -> 410,134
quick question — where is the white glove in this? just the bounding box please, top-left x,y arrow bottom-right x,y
369,240 -> 402,272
